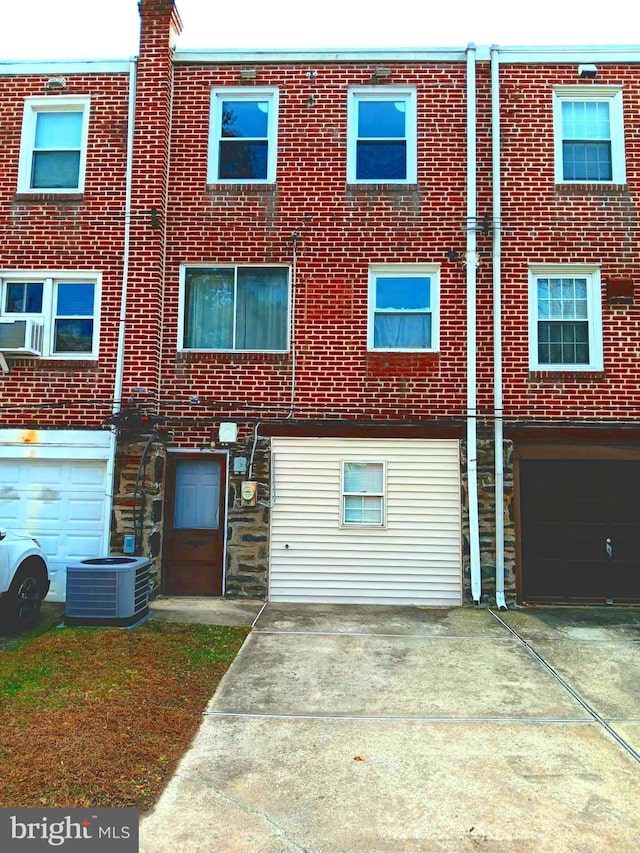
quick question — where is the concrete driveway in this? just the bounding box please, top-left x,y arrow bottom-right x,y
141,604 -> 640,852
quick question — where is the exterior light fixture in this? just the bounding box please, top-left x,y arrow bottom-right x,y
239,68 -> 257,81
578,64 -> 598,79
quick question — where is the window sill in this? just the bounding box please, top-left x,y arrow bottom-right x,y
345,183 -> 420,193
14,192 -> 84,203
206,183 -> 276,194
528,369 -> 606,382
3,357 -> 98,370
554,183 -> 628,195
177,350 -> 290,366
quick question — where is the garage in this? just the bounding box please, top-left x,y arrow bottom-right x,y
269,437 -> 463,605
518,448 -> 640,604
0,430 -> 112,601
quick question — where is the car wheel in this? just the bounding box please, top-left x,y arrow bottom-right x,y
1,561 -> 47,635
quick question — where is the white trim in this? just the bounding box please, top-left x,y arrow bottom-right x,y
178,263 -> 291,353
490,46 -> 640,64
176,49 -> 468,64
528,264 -> 603,372
347,87 -> 417,184
367,264 -> 440,352
0,60 -> 131,76
18,96 -> 91,194
207,87 -> 278,184
0,270 -> 101,360
0,428 -> 111,460
553,86 -> 625,185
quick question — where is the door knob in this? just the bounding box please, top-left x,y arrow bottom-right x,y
605,538 -> 613,558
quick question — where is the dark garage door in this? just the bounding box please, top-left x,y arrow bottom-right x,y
520,459 -> 640,603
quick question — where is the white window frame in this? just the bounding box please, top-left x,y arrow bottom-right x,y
341,460 -> 387,528
0,271 -> 101,359
553,86 -> 625,185
347,87 -> 417,184
528,264 -> 603,372
17,96 -> 91,194
178,263 -> 291,353
207,87 -> 279,184
367,264 -> 439,352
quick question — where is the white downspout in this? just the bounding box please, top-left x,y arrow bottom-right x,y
491,46 -> 507,610
105,57 -> 137,551
466,44 -> 482,604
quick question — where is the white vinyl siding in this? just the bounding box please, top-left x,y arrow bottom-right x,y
270,437 -> 462,606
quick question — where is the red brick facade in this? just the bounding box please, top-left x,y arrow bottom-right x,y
2,0 -> 639,605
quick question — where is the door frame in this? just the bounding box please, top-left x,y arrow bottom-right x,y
514,441 -> 640,604
162,449 -> 229,596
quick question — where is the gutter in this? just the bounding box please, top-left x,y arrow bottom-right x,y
466,43 -> 482,604
491,46 -> 507,610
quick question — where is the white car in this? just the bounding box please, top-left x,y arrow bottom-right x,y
0,530 -> 50,635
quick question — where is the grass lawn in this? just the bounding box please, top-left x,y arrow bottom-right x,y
0,605 -> 249,811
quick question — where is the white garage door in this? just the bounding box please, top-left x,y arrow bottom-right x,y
0,459 -> 108,601
270,437 -> 462,606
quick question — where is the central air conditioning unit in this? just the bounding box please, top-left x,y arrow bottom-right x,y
0,319 -> 44,355
64,556 -> 152,627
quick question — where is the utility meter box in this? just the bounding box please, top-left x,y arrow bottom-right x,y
241,481 -> 257,506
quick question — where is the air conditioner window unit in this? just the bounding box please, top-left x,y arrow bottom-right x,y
0,319 -> 44,355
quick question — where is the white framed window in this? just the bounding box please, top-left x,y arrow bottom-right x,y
0,272 -> 100,358
528,265 -> 603,371
553,87 -> 625,184
368,264 -> 439,351
18,96 -> 91,193
342,461 -> 386,527
347,87 -> 417,184
207,88 -> 279,184
179,265 -> 290,352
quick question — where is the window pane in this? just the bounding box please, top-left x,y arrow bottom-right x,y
219,140 -> 268,179
344,462 -> 383,493
53,319 -> 93,352
221,101 -> 269,138
538,321 -> 589,365
31,151 -> 81,188
562,141 -> 612,181
562,101 -> 610,140
344,495 -> 383,525
236,268 -> 288,350
358,101 -> 406,138
374,314 -> 431,349
5,282 -> 43,313
356,141 -> 406,180
375,277 -> 430,310
35,111 -> 83,148
184,268 -> 234,349
56,282 -> 94,315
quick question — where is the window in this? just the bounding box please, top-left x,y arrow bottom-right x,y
529,266 -> 602,371
0,274 -> 100,357
347,88 -> 417,184
368,265 -> 439,351
553,87 -> 625,184
342,461 -> 385,526
208,88 -> 278,183
18,97 -> 91,193
180,265 -> 289,351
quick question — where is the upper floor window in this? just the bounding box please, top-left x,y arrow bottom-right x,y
553,87 -> 625,184
18,97 -> 91,193
180,265 -> 289,352
368,265 -> 439,351
0,273 -> 100,358
208,88 -> 278,183
529,265 -> 603,371
347,88 -> 417,184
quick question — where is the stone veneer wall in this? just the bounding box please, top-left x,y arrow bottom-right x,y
111,434 -> 166,594
461,435 -> 516,605
224,434 -> 271,599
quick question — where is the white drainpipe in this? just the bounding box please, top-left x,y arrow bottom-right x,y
105,58 -> 137,552
491,46 -> 507,610
466,44 -> 482,604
